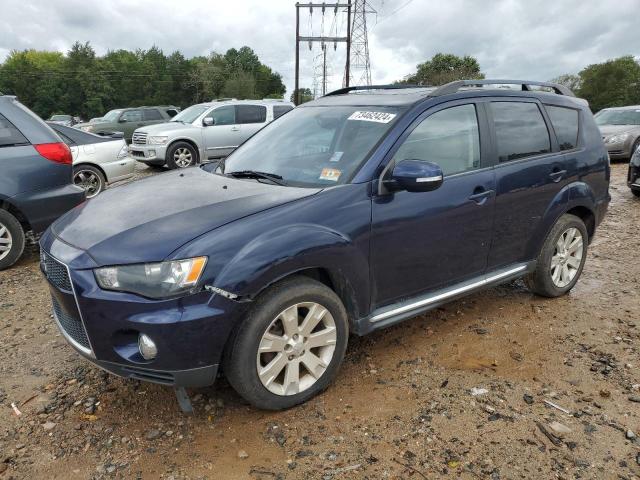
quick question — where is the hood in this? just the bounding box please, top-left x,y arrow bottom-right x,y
137,122 -> 196,134
598,124 -> 640,137
52,168 -> 320,265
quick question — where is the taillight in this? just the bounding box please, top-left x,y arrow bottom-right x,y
34,142 -> 72,165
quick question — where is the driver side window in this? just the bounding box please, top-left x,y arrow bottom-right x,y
392,104 -> 480,176
205,106 -> 235,126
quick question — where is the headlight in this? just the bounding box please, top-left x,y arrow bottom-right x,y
148,136 -> 168,145
94,257 -> 207,299
605,133 -> 630,144
117,144 -> 128,160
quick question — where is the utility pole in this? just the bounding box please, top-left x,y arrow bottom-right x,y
294,2 -> 352,105
322,43 -> 327,96
344,0 -> 374,87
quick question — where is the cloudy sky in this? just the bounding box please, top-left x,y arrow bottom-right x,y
1,0 -> 639,96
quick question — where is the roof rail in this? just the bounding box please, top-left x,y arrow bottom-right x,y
324,84 -> 427,96
429,79 -> 575,97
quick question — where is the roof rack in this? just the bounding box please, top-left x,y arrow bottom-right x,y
429,79 -> 575,97
324,84 -> 427,96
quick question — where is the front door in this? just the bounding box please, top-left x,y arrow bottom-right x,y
370,102 -> 495,308
203,105 -> 240,159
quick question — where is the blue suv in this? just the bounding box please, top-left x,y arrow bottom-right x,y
40,80 -> 610,410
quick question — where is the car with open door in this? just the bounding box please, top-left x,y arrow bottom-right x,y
39,80 -> 609,411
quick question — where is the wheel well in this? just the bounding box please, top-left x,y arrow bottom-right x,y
74,163 -> 107,181
167,139 -> 200,163
566,206 -> 595,241
0,200 -> 32,232
277,267 -> 359,328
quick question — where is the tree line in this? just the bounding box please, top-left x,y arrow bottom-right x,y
0,42 -> 286,120
398,53 -> 640,112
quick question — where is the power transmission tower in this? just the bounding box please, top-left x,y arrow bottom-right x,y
344,0 -> 375,87
294,2 -> 352,105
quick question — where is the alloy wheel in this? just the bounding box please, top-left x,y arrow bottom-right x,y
73,170 -> 102,198
256,302 -> 337,396
0,222 -> 12,261
550,227 -> 584,288
173,147 -> 193,168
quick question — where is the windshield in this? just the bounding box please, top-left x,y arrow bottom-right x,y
102,110 -> 123,122
50,115 -> 70,121
223,106 -> 402,187
595,109 -> 640,126
172,104 -> 210,123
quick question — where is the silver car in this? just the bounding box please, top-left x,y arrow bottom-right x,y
129,100 -> 294,169
595,106 -> 640,160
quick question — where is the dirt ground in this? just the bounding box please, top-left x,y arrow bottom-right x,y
1,162 -> 639,480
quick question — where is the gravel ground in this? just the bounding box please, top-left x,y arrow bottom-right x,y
0,162 -> 639,480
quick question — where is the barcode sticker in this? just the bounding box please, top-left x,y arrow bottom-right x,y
348,111 -> 396,123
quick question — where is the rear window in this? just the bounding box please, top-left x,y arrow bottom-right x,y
273,105 -> 293,119
491,102 -> 551,162
143,109 -> 163,121
236,105 -> 267,124
0,113 -> 28,147
546,105 -> 579,151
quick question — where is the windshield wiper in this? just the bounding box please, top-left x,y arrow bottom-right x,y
226,170 -> 287,186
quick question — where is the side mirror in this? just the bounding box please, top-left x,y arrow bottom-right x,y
118,118 -> 126,123
203,117 -> 215,126
386,159 -> 443,193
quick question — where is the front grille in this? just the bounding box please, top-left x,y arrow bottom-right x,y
52,295 -> 91,350
130,149 -> 146,158
132,132 -> 147,145
41,250 -> 72,292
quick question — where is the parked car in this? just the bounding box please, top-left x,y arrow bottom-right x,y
628,146 -> 640,197
48,114 -> 78,127
0,95 -> 85,270
594,105 -> 640,160
75,106 -> 180,142
40,80 -> 609,411
47,123 -> 135,198
129,100 -> 294,169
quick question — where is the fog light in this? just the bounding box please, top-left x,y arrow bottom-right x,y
138,333 -> 157,360
148,149 -> 155,157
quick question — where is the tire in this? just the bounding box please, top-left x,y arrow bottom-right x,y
525,214 -> 588,298
166,142 -> 197,169
73,165 -> 106,198
632,188 -> 640,198
631,138 -> 640,159
223,276 -> 349,410
0,209 -> 26,271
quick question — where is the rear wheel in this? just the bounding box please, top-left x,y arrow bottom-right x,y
525,214 -> 588,297
632,188 -> 640,198
0,209 -> 25,270
224,276 -> 349,410
166,142 -> 197,169
73,165 -> 105,198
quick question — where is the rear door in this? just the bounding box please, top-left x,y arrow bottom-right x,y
235,104 -> 267,141
486,99 -> 571,270
202,105 -> 238,159
142,108 -> 165,127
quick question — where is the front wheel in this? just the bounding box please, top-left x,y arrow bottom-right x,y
525,214 -> 588,298
224,276 -> 349,410
166,142 -> 197,169
632,187 -> 640,198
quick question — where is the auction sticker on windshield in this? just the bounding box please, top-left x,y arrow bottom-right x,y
319,168 -> 342,182
348,111 -> 396,123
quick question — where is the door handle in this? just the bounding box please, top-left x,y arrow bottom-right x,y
230,126 -> 240,132
549,169 -> 566,183
468,188 -> 494,205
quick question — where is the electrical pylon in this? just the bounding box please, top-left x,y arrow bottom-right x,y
344,0 -> 375,87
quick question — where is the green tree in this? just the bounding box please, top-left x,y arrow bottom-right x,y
401,53 -> 484,86
575,56 -> 640,112
290,87 -> 313,104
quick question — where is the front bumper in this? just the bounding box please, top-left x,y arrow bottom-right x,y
39,230 -> 247,388
129,144 -> 167,166
628,162 -> 640,190
604,139 -> 634,160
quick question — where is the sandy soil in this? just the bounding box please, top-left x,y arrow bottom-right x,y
1,163 -> 639,480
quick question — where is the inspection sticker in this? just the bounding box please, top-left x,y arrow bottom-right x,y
348,111 -> 396,123
319,168 -> 342,182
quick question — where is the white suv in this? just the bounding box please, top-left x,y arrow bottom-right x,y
129,100 -> 294,169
